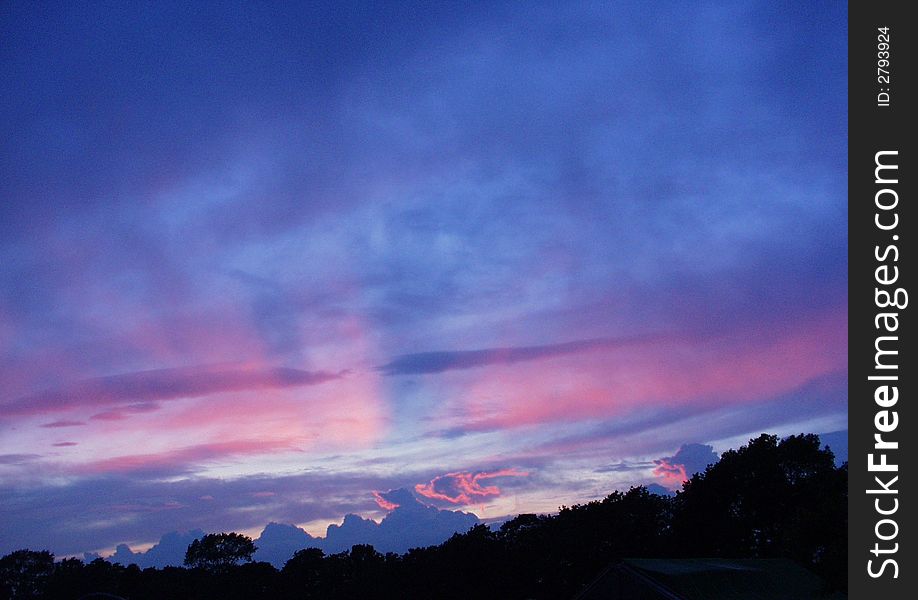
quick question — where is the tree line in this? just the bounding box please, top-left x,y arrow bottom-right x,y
1,433 -> 847,599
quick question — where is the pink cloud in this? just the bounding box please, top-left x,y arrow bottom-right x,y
89,411 -> 130,421
3,364 -> 345,418
652,460 -> 688,490
372,491 -> 400,511
40,420 -> 86,428
449,307 -> 847,432
144,368 -> 387,455
52,441 -> 78,447
414,469 -> 528,505
75,438 -> 300,475
89,402 -> 161,421
653,443 -> 718,490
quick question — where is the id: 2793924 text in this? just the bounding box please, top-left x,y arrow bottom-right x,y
877,27 -> 891,107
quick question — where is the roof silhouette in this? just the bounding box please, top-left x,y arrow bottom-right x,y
575,558 -> 846,600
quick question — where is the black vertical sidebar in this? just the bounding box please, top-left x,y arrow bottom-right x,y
849,1 -> 914,597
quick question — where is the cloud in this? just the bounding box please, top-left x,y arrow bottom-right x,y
0,469 -> 401,557
324,491 -> 479,554
595,460 -> 655,474
372,488 -> 421,512
0,454 -> 42,465
652,461 -> 687,489
94,488 -> 481,567
538,370 -> 847,457
818,430 -> 848,466
645,483 -> 676,497
0,0 -> 847,561
40,420 -> 86,428
428,308 -> 846,435
90,402 -> 162,422
372,491 -> 401,511
89,411 -> 130,421
254,523 -> 317,567
77,439 -> 301,476
52,442 -> 78,447
2,365 -> 344,418
109,529 -> 205,569
378,336 -> 668,376
653,443 -> 718,490
414,469 -> 528,505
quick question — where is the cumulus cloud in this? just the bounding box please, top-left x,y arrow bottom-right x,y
372,488 -> 427,512
653,443 -> 718,490
645,483 -> 676,497
254,523 -> 317,567
325,489 -> 479,555
0,464 -> 431,557
109,530 -> 205,568
372,490 -> 402,511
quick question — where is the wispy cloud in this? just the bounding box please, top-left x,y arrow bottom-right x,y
76,439 -> 302,476
3,365 -> 345,417
90,402 -> 162,422
377,335 -> 670,376
0,454 -> 42,465
594,460 -> 656,474
40,420 -> 86,428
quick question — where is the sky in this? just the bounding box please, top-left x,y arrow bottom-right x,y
0,1 -> 847,558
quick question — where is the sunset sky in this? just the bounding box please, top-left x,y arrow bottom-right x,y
0,1 -> 847,558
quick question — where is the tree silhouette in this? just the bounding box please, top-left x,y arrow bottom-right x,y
1,433 -> 847,599
184,533 -> 257,571
671,433 -> 846,589
281,547 -> 326,597
0,549 -> 54,599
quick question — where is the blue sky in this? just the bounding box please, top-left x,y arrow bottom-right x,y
0,1 -> 847,557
